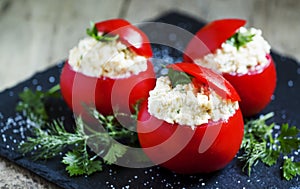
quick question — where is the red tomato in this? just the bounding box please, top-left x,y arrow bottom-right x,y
137,100 -> 244,174
183,19 -> 277,116
60,60 -> 155,117
137,63 -> 244,174
223,54 -> 276,117
60,19 -> 156,117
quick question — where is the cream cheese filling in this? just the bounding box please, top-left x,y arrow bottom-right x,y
148,76 -> 239,128
194,27 -> 271,75
68,36 -> 147,78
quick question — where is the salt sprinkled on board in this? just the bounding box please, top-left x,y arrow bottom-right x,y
271,94 -> 275,101
36,85 -> 42,91
48,76 -> 56,83
8,91 -> 14,97
32,78 -> 38,85
288,80 -> 294,87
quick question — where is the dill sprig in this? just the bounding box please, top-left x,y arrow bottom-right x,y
16,86 -> 138,176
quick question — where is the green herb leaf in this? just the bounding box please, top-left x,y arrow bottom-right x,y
16,84 -> 60,123
103,143 -> 127,165
226,29 -> 255,49
261,149 -> 280,166
86,21 -> 119,42
168,68 -> 192,88
278,124 -> 300,154
283,158 -> 300,180
62,150 -> 102,176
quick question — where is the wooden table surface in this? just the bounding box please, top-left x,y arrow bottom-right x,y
0,0 -> 299,188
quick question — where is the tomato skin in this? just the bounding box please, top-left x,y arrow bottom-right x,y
223,54 -> 277,117
184,19 -> 246,62
95,19 -> 152,58
137,100 -> 244,174
60,60 -> 156,117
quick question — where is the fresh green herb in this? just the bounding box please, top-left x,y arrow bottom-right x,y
17,86 -> 138,176
103,143 -> 127,165
168,68 -> 192,88
86,21 -> 119,42
226,29 -> 255,50
62,150 -> 102,176
16,84 -> 60,123
19,111 -> 137,176
283,157 -> 300,180
19,119 -> 83,160
240,112 -> 300,180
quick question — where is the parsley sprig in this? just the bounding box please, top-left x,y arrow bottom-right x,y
86,21 -> 119,42
226,29 -> 255,49
240,112 -> 300,180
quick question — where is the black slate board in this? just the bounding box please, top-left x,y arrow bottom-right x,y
1,11 -> 300,189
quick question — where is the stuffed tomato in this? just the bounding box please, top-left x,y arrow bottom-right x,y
137,63 -> 244,174
60,19 -> 156,117
184,19 -> 277,117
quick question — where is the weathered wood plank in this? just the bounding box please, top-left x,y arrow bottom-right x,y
0,0 -> 124,92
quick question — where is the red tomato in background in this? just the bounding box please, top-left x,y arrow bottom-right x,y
137,63 -> 244,174
184,19 -> 277,117
60,60 -> 155,117
223,54 -> 276,117
137,100 -> 244,174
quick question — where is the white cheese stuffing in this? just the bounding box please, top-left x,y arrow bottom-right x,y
68,35 -> 147,78
148,76 -> 239,128
194,27 -> 271,75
